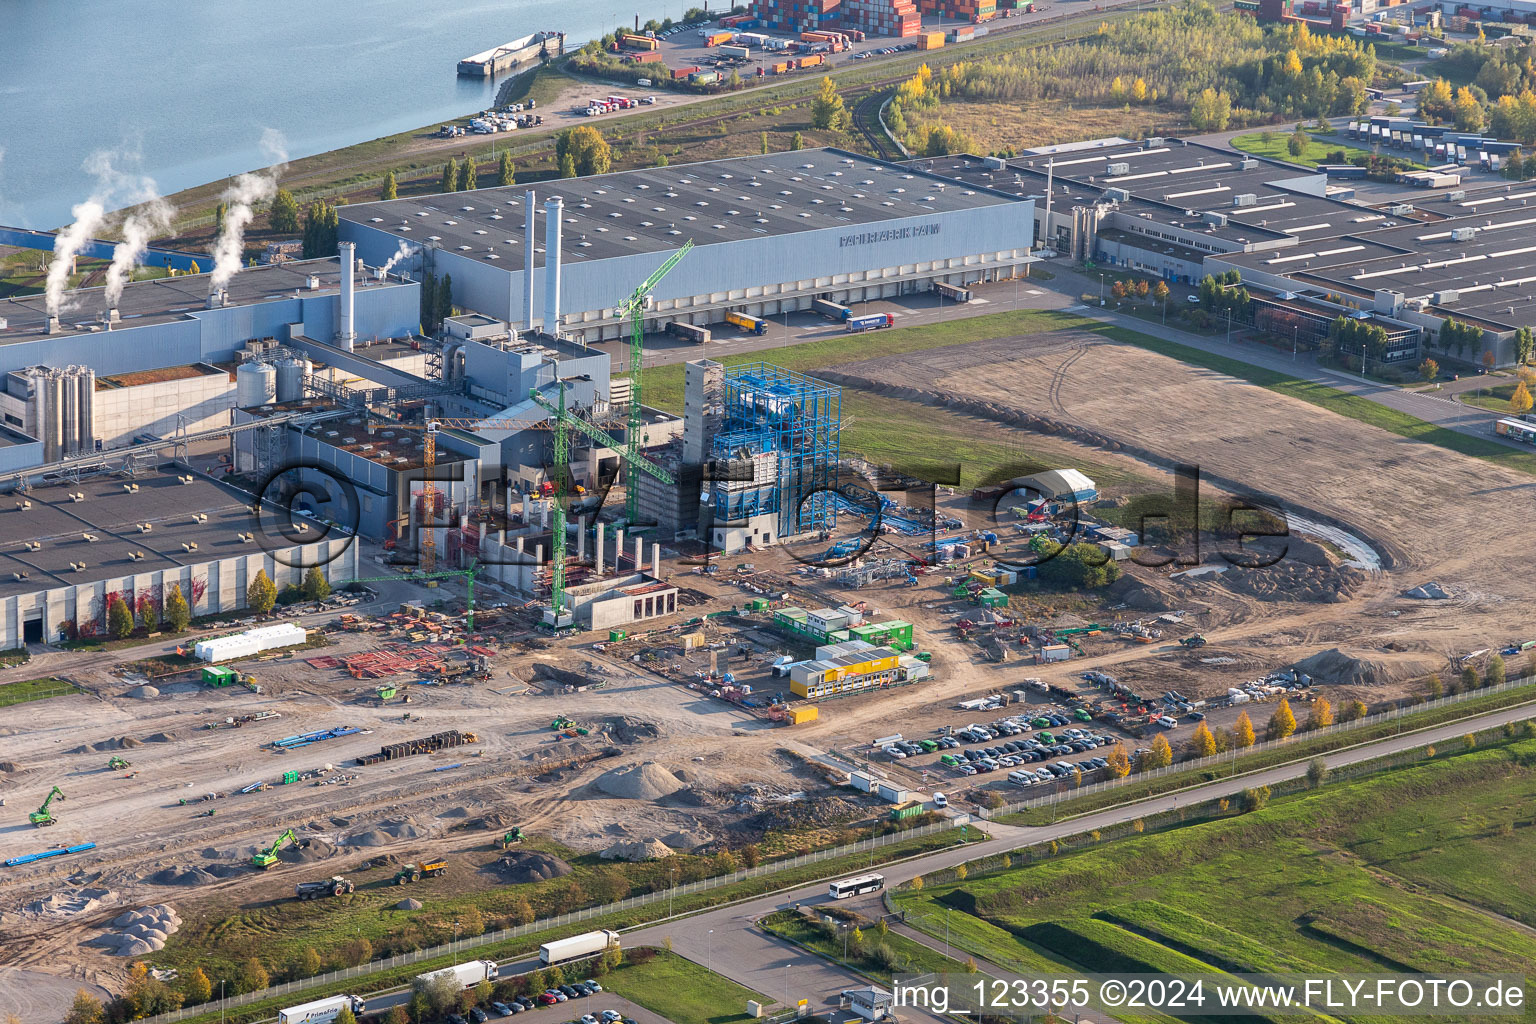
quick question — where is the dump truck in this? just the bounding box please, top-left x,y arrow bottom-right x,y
395,859 -> 448,884
414,959 -> 499,989
295,876 -> 355,900
278,994 -> 366,1024
540,928 -> 621,964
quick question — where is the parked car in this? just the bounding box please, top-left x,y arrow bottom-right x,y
470,1009 -> 490,1024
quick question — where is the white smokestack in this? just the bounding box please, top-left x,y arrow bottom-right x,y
377,239 -> 416,279
104,189 -> 172,310
210,129 -> 289,296
544,196 -> 563,338
337,241 -> 356,352
524,189 -> 537,333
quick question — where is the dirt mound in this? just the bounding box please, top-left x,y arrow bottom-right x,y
441,806 -> 472,818
69,736 -> 140,754
280,838 -> 335,863
143,731 -> 178,743
661,827 -> 715,851
1291,647 -> 1443,686
490,851 -> 573,883
126,685 -> 159,698
1216,563 -> 1366,604
1105,576 -> 1173,612
345,819 -> 428,847
0,761 -> 18,773
605,716 -> 661,743
468,812 -> 515,830
600,838 -> 673,861
749,796 -> 862,833
396,898 -> 423,910
596,762 -> 686,801
145,866 -> 218,887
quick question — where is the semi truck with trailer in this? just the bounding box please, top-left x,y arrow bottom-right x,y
540,928 -> 621,964
846,312 -> 895,333
813,299 -> 852,321
415,959 -> 499,990
278,995 -> 366,1024
724,311 -> 768,335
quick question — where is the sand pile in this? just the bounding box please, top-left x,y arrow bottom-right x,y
0,761 -> 19,773
661,827 -> 715,852
345,818 -> 428,846
92,905 -> 181,956
145,866 -> 219,887
126,685 -> 159,698
24,888 -> 116,918
143,731 -> 178,743
596,762 -> 686,801
441,806 -> 472,818
491,851 -> 573,883
1292,647 -> 1443,686
600,838 -> 673,862
68,736 -> 142,754
397,898 -> 424,910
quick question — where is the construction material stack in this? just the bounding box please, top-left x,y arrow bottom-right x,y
355,729 -> 476,766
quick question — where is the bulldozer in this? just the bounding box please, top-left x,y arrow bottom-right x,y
107,756 -> 132,771
29,786 -> 63,827
295,875 -> 355,900
394,859 -> 447,885
1178,635 -> 1208,649
497,826 -> 525,850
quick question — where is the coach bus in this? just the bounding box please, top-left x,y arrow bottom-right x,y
829,873 -> 885,899
933,281 -> 972,303
1494,417 -> 1536,446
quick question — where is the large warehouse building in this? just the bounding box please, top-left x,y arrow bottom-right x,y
916,139 -> 1536,367
338,148 -> 1035,343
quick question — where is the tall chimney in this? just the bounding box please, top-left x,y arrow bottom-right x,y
543,196 -> 563,339
524,189 -> 538,334
337,241 -> 356,352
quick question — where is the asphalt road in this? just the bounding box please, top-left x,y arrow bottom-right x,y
624,697 -> 1536,1016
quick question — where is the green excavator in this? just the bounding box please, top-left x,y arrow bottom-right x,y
30,786 -> 64,827
252,828 -> 301,869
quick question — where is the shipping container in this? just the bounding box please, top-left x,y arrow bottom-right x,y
620,33 -> 660,50
689,69 -> 720,84
627,49 -> 664,63
720,44 -> 751,57
707,30 -> 736,45
789,706 -> 819,725
671,65 -> 701,79
918,31 -> 946,48
799,52 -> 825,66
933,281 -> 972,303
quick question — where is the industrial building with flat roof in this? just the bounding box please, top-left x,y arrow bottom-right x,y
0,468 -> 357,648
338,148 -> 1035,342
917,139 -> 1536,366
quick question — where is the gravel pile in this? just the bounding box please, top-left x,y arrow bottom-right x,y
345,819 -> 427,846
95,905 -> 181,956
596,762 -> 686,801
396,898 -> 424,910
600,838 -> 673,862
125,685 -> 159,698
490,851 -> 573,883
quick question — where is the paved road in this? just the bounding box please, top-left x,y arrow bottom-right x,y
625,697 -> 1536,1015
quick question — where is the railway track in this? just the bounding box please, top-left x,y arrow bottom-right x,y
851,89 -> 899,160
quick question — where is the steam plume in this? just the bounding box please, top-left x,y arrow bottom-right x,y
210,129 -> 289,295
44,151 -> 119,319
378,240 -> 418,278
104,183 -> 173,310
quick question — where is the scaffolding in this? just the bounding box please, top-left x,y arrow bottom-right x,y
711,363 -> 841,539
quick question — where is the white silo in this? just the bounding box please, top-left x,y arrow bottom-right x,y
236,361 -> 277,408
275,357 -> 312,403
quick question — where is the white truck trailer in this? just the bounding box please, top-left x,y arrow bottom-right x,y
539,928 -> 621,964
414,959 -> 499,989
278,995 -> 366,1024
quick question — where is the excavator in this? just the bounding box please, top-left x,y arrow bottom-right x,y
30,786 -> 63,827
252,828 -> 302,869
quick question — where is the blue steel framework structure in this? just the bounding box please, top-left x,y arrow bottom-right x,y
711,363 -> 841,539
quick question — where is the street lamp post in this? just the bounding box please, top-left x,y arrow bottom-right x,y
219,980 -> 226,1024
1294,325 -> 1299,361
1099,273 -> 1106,306
669,866 -> 677,918
707,929 -> 714,974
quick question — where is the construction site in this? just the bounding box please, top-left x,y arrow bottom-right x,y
2,140 -> 1535,1018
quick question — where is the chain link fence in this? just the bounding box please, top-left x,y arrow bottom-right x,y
979,675 -> 1536,818
140,817 -> 965,1023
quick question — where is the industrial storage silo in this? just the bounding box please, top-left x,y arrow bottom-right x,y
274,357 -> 312,403
236,361 -> 277,408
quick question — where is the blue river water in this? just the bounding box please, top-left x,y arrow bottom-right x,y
0,0 -> 685,229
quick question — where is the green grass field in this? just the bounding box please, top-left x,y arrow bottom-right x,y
897,739 -> 1536,1024
0,677 -> 83,708
1230,131 -> 1349,168
603,950 -> 769,1024
760,909 -> 962,981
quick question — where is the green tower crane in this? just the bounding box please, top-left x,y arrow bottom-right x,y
527,385 -> 677,625
29,786 -> 64,827
618,241 -> 693,524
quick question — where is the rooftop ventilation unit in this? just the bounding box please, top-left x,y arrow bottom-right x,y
1446,190 -> 1467,201
1145,137 -> 1165,148
14,500 -> 29,510
1387,203 -> 1415,216
983,156 -> 1006,170
71,492 -> 86,501
181,542 -> 198,553
1233,193 -> 1258,207
1202,211 -> 1228,228
1433,289 -> 1460,304
1451,226 -> 1477,241
1106,162 -> 1131,176
1104,187 -> 1130,202
1239,158 -> 1258,170
23,541 -> 40,551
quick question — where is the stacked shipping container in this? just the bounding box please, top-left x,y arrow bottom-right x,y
916,0 -> 996,20
749,0 -> 840,33
840,0 -> 922,36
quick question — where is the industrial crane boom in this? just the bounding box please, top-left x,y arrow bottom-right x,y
618,241 -> 693,522
526,389 -> 675,484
